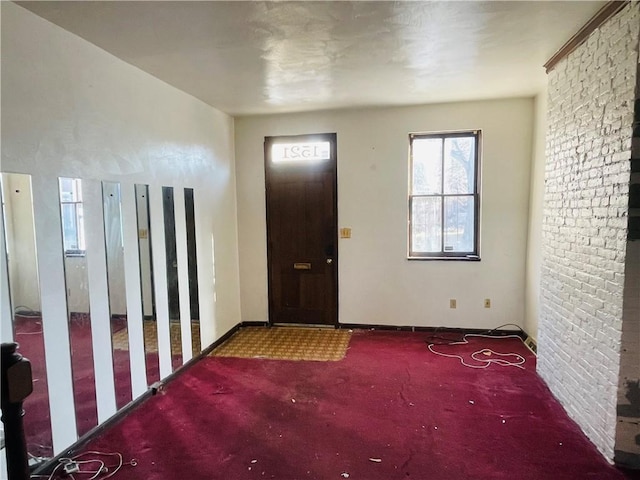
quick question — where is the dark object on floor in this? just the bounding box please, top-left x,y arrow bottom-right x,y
1,342 -> 33,480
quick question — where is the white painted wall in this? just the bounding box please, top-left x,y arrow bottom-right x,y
1,2 -> 241,452
524,91 -> 548,340
235,98 -> 533,329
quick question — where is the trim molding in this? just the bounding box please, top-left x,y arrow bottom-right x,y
338,323 -> 529,340
544,1 -> 629,73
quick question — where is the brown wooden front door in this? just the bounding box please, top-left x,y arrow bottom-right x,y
264,133 -> 338,326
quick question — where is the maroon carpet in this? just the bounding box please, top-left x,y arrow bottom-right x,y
13,316 -> 161,458
70,330 -> 634,480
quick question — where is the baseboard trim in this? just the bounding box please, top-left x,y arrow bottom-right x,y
240,321 -> 270,328
338,322 -> 529,340
236,321 -> 528,340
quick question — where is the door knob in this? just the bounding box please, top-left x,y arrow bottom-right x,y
326,258 -> 333,264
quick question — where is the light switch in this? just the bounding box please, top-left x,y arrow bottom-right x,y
340,227 -> 352,239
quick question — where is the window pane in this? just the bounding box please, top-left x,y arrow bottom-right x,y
272,142 -> 330,163
412,138 -> 442,195
59,177 -> 75,202
444,136 -> 475,194
61,203 -> 79,250
59,177 -> 83,202
444,196 -> 474,253
411,197 -> 441,253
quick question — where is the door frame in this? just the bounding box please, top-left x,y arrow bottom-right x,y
264,132 -> 339,327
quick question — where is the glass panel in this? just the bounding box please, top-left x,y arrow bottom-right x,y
59,177 -> 81,202
444,196 -> 475,253
272,141 -> 330,163
411,197 -> 441,253
60,178 -> 85,253
102,181 -> 132,409
162,187 -> 182,371
59,178 -> 73,200
444,136 -> 475,195
412,138 -> 442,195
1,173 -> 53,458
135,184 -> 160,386
60,203 -> 80,251
58,178 -> 98,438
184,188 -> 201,357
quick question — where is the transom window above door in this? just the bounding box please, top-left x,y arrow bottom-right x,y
408,131 -> 481,260
270,140 -> 331,164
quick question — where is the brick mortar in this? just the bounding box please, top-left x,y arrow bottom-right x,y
539,3 -> 640,461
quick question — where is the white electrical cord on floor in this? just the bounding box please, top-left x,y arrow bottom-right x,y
427,333 -> 527,369
32,451 -> 136,480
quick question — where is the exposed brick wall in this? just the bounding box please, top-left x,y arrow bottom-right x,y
538,3 -> 640,461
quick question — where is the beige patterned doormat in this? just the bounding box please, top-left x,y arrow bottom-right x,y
210,327 -> 352,362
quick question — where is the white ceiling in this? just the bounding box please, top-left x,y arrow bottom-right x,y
17,1 -> 604,117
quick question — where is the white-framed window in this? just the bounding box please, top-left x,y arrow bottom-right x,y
59,178 -> 85,256
408,131 -> 480,259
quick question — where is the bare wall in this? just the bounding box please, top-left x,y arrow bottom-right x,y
235,99 -> 534,330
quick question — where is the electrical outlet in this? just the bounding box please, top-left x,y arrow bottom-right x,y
484,298 -> 491,308
450,299 -> 457,309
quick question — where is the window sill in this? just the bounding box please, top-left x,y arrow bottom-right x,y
407,255 -> 480,261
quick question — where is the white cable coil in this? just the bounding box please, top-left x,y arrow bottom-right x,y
32,451 -> 136,480
427,333 -> 527,369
